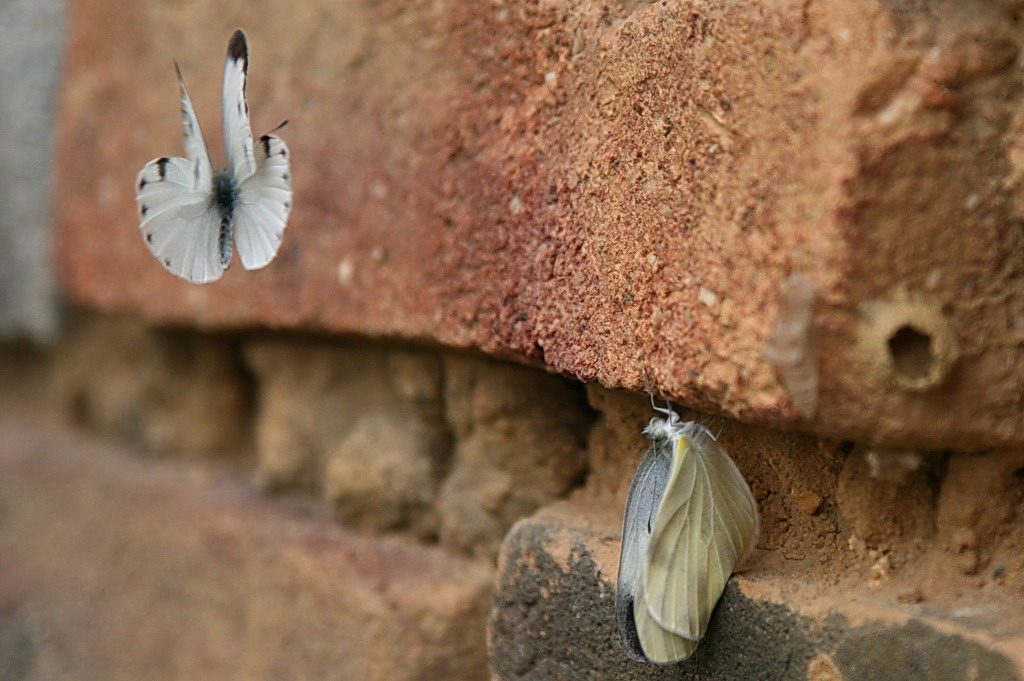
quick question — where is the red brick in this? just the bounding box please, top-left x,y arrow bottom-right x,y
54,1 -> 1024,448
0,418 -> 491,681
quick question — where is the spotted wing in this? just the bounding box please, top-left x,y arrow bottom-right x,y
233,132 -> 291,270
135,64 -> 223,284
172,60 -> 213,187
136,157 -> 224,283
222,28 -> 256,182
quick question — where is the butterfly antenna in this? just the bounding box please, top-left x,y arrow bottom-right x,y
266,119 -> 289,134
643,371 -> 672,417
695,414 -> 712,437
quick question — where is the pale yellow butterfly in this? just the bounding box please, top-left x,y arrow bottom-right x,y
615,405 -> 759,664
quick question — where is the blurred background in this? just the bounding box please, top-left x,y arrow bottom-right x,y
0,0 -> 65,344
3,2 -> 1024,679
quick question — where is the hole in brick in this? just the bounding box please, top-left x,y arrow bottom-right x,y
887,325 -> 933,380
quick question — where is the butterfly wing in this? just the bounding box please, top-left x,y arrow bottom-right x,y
233,132 -> 292,270
632,594 -> 698,664
616,438 -> 700,664
135,65 -> 224,283
643,424 -> 759,643
136,157 -> 224,283
616,442 -> 670,662
172,61 -> 214,186
222,29 -> 256,182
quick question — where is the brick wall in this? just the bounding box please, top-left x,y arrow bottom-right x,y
2,0 -> 1023,679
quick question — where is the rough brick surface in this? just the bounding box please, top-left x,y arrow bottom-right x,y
0,417 -> 492,681
440,354 -> 591,559
54,0 -> 1024,448
242,337 -> 592,557
243,339 -> 451,542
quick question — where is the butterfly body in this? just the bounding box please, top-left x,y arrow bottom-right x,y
615,407 -> 759,665
135,29 -> 291,284
211,170 -> 238,268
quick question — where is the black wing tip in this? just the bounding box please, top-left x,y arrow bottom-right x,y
156,157 -> 171,178
227,29 -> 248,64
173,59 -> 185,84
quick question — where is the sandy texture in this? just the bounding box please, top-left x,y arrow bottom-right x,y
5,334 -> 1024,678
53,0 -> 1024,448
581,385 -> 1024,646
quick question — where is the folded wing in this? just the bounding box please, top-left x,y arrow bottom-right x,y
632,594 -> 698,664
642,425 -> 759,643
616,430 -> 712,665
616,442 -> 670,662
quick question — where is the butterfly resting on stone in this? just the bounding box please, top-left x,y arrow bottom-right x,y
615,404 -> 759,664
136,29 -> 292,284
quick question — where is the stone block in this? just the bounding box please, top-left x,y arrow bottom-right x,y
439,355 -> 591,559
490,504 -> 1024,681
244,339 -> 449,540
243,340 -> 592,555
52,0 -> 1024,448
324,411 -> 444,539
53,315 -> 248,457
934,449 -> 1024,579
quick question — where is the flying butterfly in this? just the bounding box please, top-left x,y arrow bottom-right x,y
615,405 -> 759,664
135,29 -> 292,284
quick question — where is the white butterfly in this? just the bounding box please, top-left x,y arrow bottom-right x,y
615,405 -> 759,664
135,29 -> 291,284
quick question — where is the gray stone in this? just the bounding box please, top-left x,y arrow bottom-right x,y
0,0 -> 65,342
490,508 -> 1024,681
